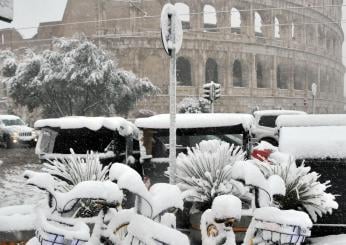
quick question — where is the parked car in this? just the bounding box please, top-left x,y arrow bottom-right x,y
0,115 -> 37,148
34,116 -> 140,168
252,110 -> 306,146
277,114 -> 346,237
135,113 -> 255,184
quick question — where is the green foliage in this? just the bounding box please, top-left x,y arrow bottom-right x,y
4,35 -> 158,117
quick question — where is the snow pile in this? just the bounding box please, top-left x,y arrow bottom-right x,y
211,195 -> 241,221
0,205 -> 36,231
253,207 -> 312,228
35,116 -> 138,137
135,113 -> 255,131
201,195 -> 241,245
244,207 -> 312,245
36,211 -> 90,242
149,183 -> 184,218
279,126 -> 346,159
126,214 -> 189,245
254,110 -> 306,117
25,170 -> 123,213
276,114 -> 346,128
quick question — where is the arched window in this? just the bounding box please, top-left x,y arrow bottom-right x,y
274,17 -> 280,38
233,59 -> 243,87
256,62 -> 264,88
177,57 -> 192,86
203,5 -> 217,32
318,25 -> 325,47
231,8 -> 241,34
205,58 -> 218,83
277,64 -> 288,89
294,64 -> 305,90
254,12 -> 263,36
175,3 -> 190,29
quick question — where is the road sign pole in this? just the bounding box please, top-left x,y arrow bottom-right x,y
169,11 -> 177,184
161,3 -> 183,184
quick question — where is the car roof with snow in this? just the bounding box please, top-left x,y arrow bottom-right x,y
135,113 -> 254,131
34,116 -> 138,137
276,114 -> 346,128
0,115 -> 21,120
253,110 -> 306,117
279,126 -> 346,159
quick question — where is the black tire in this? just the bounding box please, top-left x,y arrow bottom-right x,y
260,137 -> 278,147
3,135 -> 13,149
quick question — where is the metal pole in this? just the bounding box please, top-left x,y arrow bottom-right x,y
211,101 -> 214,113
312,95 -> 316,114
169,11 -> 177,184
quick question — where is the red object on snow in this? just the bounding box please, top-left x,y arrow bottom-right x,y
251,149 -> 272,161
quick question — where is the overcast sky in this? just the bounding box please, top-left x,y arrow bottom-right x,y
1,0 -> 346,95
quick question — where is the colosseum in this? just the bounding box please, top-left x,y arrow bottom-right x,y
0,0 -> 345,114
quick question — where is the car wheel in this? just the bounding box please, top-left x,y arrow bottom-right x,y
4,135 -> 13,149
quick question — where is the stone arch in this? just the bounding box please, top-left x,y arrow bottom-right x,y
203,4 -> 217,32
277,63 -> 289,89
294,62 -> 306,90
177,56 -> 192,86
175,3 -> 190,29
274,17 -> 280,38
306,23 -> 316,46
318,25 -> 325,47
254,11 -> 263,37
233,59 -> 243,87
256,55 -> 271,88
230,7 -> 241,34
205,58 -> 218,83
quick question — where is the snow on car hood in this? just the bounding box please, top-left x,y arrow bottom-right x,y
4,125 -> 34,134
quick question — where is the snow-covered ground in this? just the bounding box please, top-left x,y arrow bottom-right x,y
0,148 -> 46,208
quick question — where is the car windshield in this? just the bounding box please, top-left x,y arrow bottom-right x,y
2,119 -> 25,126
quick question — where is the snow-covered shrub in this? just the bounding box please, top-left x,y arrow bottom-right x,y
175,140 -> 249,211
178,97 -> 210,113
253,146 -> 338,222
201,195 -> 241,245
43,151 -> 109,217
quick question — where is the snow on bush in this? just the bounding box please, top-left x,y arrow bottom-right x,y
201,195 -> 241,245
253,144 -> 338,222
42,151 -> 110,217
177,97 -> 210,113
174,140 -> 249,211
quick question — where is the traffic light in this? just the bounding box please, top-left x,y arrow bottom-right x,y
203,81 -> 221,101
203,83 -> 212,100
214,83 -> 221,100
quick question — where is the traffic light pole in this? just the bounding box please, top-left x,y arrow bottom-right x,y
169,11 -> 177,184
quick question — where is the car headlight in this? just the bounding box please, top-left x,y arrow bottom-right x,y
10,131 -> 18,138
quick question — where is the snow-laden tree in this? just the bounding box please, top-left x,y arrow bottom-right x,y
177,97 -> 210,113
4,35 -> 159,117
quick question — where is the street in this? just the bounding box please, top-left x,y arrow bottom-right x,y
0,147 -> 45,208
